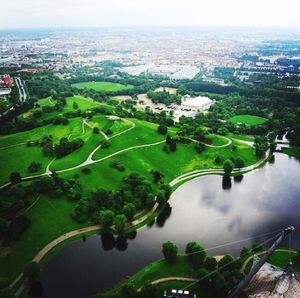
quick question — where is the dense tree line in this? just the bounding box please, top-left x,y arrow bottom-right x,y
147,90 -> 181,105
72,172 -> 171,228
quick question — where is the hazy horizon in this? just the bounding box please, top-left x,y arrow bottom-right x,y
1,0 -> 300,30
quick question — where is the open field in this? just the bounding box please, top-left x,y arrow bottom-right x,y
0,196 -> 85,281
0,109 -> 260,284
227,133 -> 255,142
64,96 -> 104,111
72,82 -> 134,92
229,115 -> 267,126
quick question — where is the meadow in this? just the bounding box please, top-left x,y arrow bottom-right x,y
229,115 -> 267,126
71,81 -> 134,92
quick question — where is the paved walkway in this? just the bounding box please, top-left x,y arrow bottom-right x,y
169,150 -> 270,187
10,203 -> 159,294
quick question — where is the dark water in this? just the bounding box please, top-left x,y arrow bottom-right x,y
39,153 -> 300,298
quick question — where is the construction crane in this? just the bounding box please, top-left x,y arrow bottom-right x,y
229,226 -> 295,298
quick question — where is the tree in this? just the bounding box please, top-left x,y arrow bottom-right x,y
235,157 -> 244,169
152,170 -> 163,184
27,161 -> 42,173
98,210 -> 115,229
73,101 -> 78,109
0,217 -> 8,238
205,256 -> 217,270
114,214 -> 127,235
215,155 -> 222,164
23,262 -> 40,282
195,142 -> 206,154
169,141 -> 177,152
122,203 -> 136,221
240,247 -> 250,257
0,287 -> 15,298
120,283 -> 137,298
223,160 -> 234,176
197,268 -> 209,280
162,241 -> 178,262
270,141 -> 276,153
139,284 -> 158,298
101,139 -> 111,148
194,127 -> 207,139
158,124 -> 168,135
156,190 -> 167,206
9,172 -> 21,184
185,241 -> 207,267
93,127 -> 99,134
218,255 -> 237,272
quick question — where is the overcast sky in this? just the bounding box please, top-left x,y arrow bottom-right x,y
0,0 -> 300,30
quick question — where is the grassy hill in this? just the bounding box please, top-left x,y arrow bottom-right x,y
0,96 -> 261,283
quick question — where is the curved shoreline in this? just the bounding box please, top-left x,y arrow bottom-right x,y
8,150 -> 270,295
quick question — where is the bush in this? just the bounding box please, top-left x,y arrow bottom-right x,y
157,124 -> 168,135
195,142 -> 206,153
223,160 -> 234,176
93,127 -> 99,134
215,155 -> 222,164
24,262 -> 40,282
81,168 -> 91,175
9,171 -> 21,184
2,215 -> 32,246
109,162 -> 125,172
101,140 -> 111,148
27,161 -> 42,173
162,241 -> 178,262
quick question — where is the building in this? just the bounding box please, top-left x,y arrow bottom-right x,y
2,75 -> 13,87
243,262 -> 300,298
163,289 -> 196,298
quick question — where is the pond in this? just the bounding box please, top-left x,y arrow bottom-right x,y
39,153 -> 300,298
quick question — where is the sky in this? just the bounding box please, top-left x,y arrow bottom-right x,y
0,0 -> 300,30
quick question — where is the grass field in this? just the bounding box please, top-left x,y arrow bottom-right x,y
227,133 -> 255,142
229,115 -> 267,126
0,196 -> 86,281
0,118 -> 83,184
207,134 -> 230,146
283,147 -> 300,160
64,96 -> 104,112
72,82 -> 134,92
0,112 -> 260,283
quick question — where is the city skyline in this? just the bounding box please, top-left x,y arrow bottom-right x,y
1,0 -> 300,30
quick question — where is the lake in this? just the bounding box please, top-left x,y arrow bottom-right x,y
39,153 -> 300,298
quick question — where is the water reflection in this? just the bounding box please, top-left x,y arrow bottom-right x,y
40,153 -> 300,298
234,175 -> 244,183
156,203 -> 172,227
222,176 -> 232,190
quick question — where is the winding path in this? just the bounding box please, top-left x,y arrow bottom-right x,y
10,203 -> 159,293
169,150 -> 270,187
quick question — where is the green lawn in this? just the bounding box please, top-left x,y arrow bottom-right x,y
269,250 -> 299,272
0,118 -> 83,184
72,82 -> 134,92
0,196 -> 86,281
37,97 -> 55,107
227,133 -> 254,142
0,116 -> 259,284
64,96 -> 104,112
207,134 -> 230,146
283,147 -> 300,160
229,115 -> 267,126
62,139 -> 258,195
